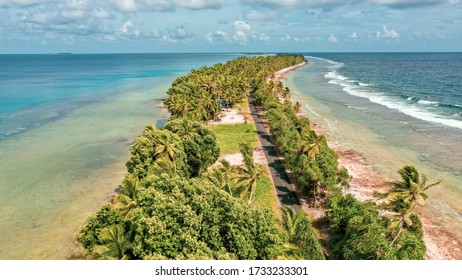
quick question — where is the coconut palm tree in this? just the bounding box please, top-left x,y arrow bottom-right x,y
384,165 -> 440,246
279,207 -> 325,260
153,131 -> 181,162
293,101 -> 301,113
117,173 -> 142,217
386,165 -> 440,207
299,134 -> 325,160
90,224 -> 131,260
337,167 -> 352,195
147,158 -> 177,179
283,86 -> 291,99
206,160 -> 235,196
386,200 -> 414,246
236,142 -> 265,201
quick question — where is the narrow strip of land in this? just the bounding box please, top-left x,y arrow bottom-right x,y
248,95 -> 301,212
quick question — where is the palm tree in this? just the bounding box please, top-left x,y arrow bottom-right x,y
386,200 -> 414,246
299,134 -> 325,160
91,224 -> 131,260
147,158 -> 177,179
236,163 -> 265,202
206,160 -> 235,196
293,101 -> 301,113
281,207 -> 301,242
283,86 -> 291,99
198,90 -> 221,121
277,243 -> 304,260
236,142 -> 265,201
154,131 -> 181,162
117,173 -> 142,217
384,165 -> 440,246
279,207 -> 325,260
337,167 -> 352,195
386,165 -> 440,207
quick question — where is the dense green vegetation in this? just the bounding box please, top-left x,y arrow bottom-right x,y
255,69 -> 438,260
76,54 -> 326,260
164,54 -> 305,123
76,53 -> 435,260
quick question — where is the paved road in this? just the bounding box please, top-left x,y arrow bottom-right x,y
248,96 -> 301,212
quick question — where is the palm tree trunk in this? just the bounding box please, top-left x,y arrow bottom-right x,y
390,221 -> 404,246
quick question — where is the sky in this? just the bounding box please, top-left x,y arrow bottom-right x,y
0,0 -> 461,53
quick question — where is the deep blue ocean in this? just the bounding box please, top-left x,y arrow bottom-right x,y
303,53 -> 462,130
289,53 -> 462,249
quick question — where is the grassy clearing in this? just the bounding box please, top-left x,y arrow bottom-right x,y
209,123 -> 259,154
254,173 -> 280,218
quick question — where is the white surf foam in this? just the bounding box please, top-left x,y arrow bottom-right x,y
417,100 -> 439,106
311,57 -> 462,130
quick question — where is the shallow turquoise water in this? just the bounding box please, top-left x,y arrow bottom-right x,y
0,53 -> 239,259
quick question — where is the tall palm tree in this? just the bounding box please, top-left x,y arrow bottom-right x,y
236,142 -> 265,201
283,86 -> 291,99
279,207 -> 325,260
237,163 -> 265,201
91,224 -> 131,260
386,165 -> 440,207
206,160 -> 235,196
198,90 -> 221,121
147,158 -> 177,179
281,207 -> 301,242
337,167 -> 352,195
384,165 -> 440,245
386,201 -> 414,246
154,131 -> 181,162
299,134 -> 325,160
293,101 -> 301,113
117,173 -> 142,217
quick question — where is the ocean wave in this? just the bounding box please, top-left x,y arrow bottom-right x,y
312,57 -> 462,130
404,97 -> 462,111
306,56 -> 344,69
417,100 -> 439,106
439,103 -> 462,110
324,71 -> 347,81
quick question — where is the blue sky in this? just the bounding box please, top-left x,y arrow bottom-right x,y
0,0 -> 461,53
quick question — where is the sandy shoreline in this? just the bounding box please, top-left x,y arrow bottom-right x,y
276,61 -> 462,260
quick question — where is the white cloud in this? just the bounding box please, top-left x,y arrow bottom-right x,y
232,20 -> 252,43
117,19 -> 141,37
241,0 -> 459,9
233,20 -> 251,32
110,0 -> 224,12
382,25 -> 399,38
65,0 -> 89,10
118,19 -> 134,34
0,0 -> 54,7
175,0 -> 223,10
206,30 -> 226,42
244,9 -> 278,21
350,31 -> 358,38
259,33 -> 270,41
91,8 -> 110,18
328,33 -> 337,42
111,0 -> 138,12
61,10 -> 84,19
233,30 -> 247,42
